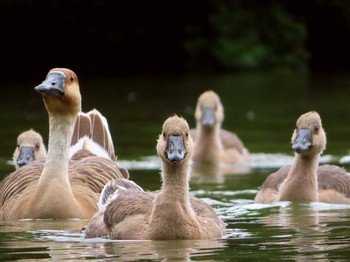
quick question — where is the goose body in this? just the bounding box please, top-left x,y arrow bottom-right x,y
0,68 -> 126,221
13,129 -> 47,169
254,111 -> 350,204
190,90 -> 250,165
85,115 -> 226,240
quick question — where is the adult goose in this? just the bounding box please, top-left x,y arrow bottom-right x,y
190,90 -> 250,165
84,115 -> 227,240
0,68 -> 127,220
254,111 -> 350,204
13,129 -> 47,169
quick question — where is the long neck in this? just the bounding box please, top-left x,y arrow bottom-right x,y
161,160 -> 191,199
41,113 -> 76,183
278,153 -> 319,202
28,112 -> 82,218
193,124 -> 222,163
147,160 -> 202,239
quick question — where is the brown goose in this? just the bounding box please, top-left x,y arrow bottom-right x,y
13,129 -> 47,169
254,111 -> 350,204
84,115 -> 227,240
190,90 -> 251,165
0,68 -> 127,221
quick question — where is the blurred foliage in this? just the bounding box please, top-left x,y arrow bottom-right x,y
184,1 -> 309,73
1,0 -> 350,79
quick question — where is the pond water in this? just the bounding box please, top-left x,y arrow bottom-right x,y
1,71 -> 350,260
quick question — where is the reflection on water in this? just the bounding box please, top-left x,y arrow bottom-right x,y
1,219 -> 227,261
258,202 -> 350,261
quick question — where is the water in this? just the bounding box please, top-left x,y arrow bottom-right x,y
1,71 -> 350,260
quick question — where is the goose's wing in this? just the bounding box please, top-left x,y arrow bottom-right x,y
85,183 -> 154,239
220,129 -> 246,152
0,159 -> 45,220
70,109 -> 116,161
103,188 -> 155,228
87,109 -> 116,161
71,112 -> 91,146
190,196 -> 227,235
254,165 -> 290,203
69,155 -> 127,195
317,164 -> 350,199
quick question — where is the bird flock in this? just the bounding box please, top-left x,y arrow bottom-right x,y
1,68 -> 350,241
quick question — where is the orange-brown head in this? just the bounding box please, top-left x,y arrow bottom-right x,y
35,68 -> 81,116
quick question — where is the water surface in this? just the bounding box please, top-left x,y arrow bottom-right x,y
1,72 -> 350,260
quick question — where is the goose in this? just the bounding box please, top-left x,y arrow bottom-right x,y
13,129 -> 47,169
190,90 -> 251,165
254,111 -> 350,204
84,115 -> 227,240
0,68 -> 127,220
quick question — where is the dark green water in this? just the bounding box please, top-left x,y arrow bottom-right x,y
1,71 -> 350,260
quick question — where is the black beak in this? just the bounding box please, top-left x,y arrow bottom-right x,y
17,146 -> 35,167
35,72 -> 65,97
201,108 -> 215,127
165,135 -> 186,163
292,128 -> 313,153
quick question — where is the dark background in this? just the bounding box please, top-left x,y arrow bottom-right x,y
1,0 -> 350,83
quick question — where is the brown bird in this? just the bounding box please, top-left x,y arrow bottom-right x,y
13,129 -> 47,169
254,111 -> 350,204
190,90 -> 251,165
84,115 -> 227,240
0,68 -> 127,221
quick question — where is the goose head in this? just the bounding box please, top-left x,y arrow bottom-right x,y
291,111 -> 326,157
35,68 -> 81,116
157,115 -> 194,165
13,129 -> 46,168
195,90 -> 224,130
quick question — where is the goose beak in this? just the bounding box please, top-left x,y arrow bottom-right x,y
165,135 -> 186,163
35,71 -> 65,97
17,146 -> 35,167
201,108 -> 215,127
292,128 -> 313,153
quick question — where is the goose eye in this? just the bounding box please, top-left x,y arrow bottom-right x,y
70,76 -> 74,82
314,126 -> 319,132
162,132 -> 166,139
185,132 -> 189,137
35,143 -> 40,149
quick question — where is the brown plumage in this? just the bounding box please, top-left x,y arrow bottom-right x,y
70,109 -> 116,161
84,115 -> 227,240
0,68 -> 127,221
190,90 -> 251,165
254,111 -> 350,204
12,129 -> 47,169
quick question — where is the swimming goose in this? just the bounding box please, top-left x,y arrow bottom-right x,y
0,68 -> 127,220
13,129 -> 47,169
190,90 -> 251,165
84,115 -> 227,240
254,111 -> 350,204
